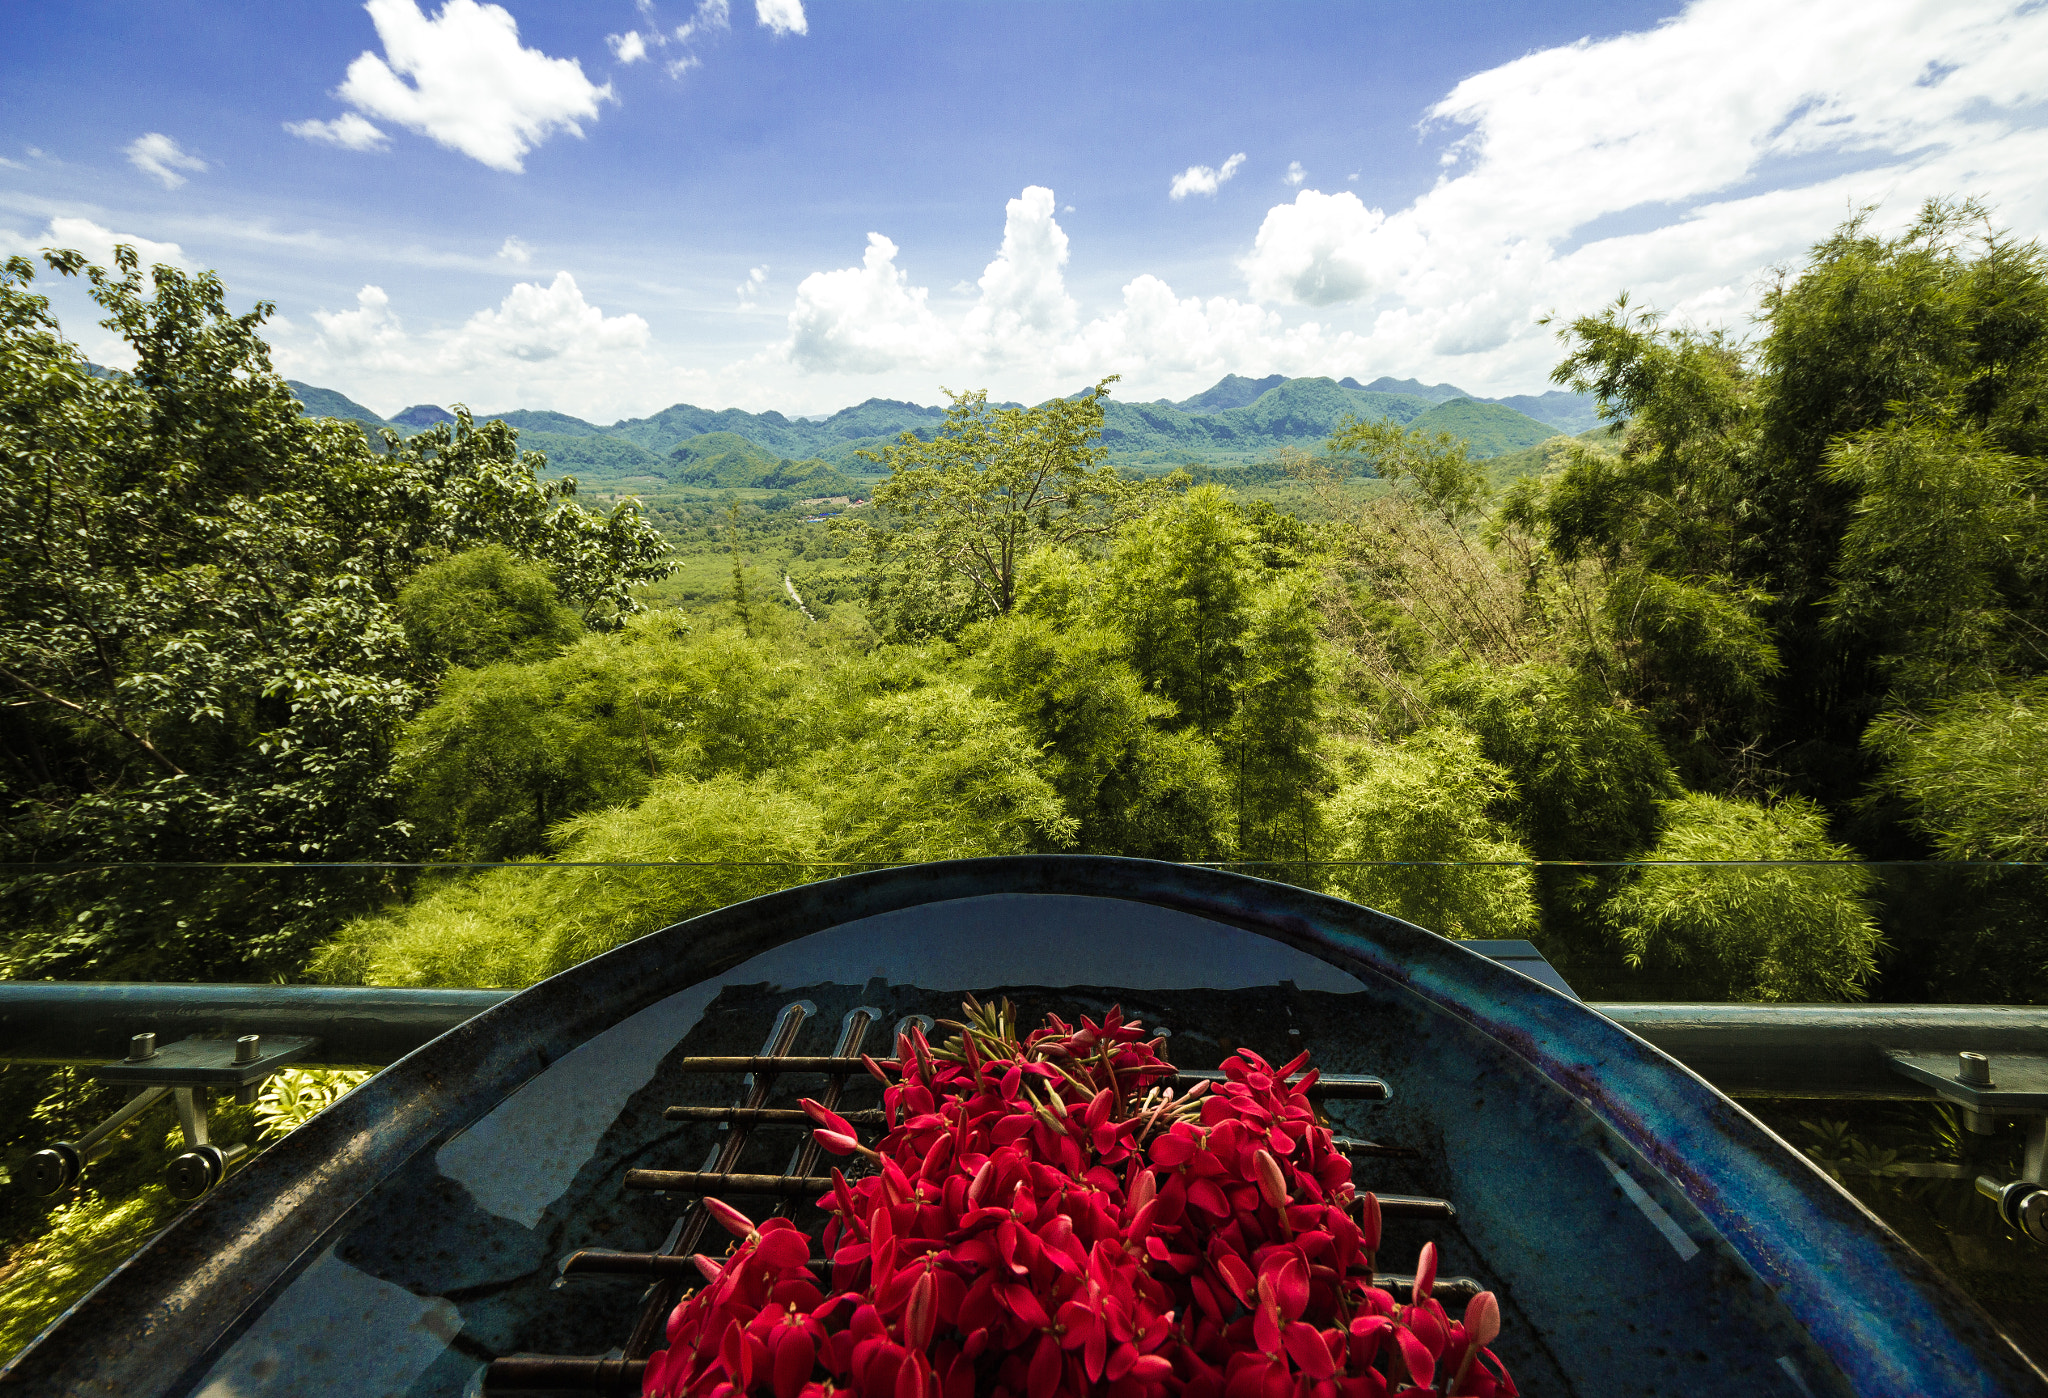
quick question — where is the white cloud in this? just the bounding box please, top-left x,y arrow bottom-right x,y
961,186 -> 1077,350
125,133 -> 206,189
608,29 -> 648,63
0,216 -> 190,271
1242,190 -> 1395,307
1284,161 -> 1305,187
1230,0 -> 2048,385
0,156 -> 26,172
282,272 -> 660,420
284,113 -> 390,152
332,0 -> 613,173
737,263 -> 767,309
763,188 -> 1363,404
496,235 -> 533,265
675,0 -> 729,43
451,271 -> 650,366
785,233 -> 954,373
1169,152 -> 1246,201
311,284 -> 409,364
755,0 -> 806,35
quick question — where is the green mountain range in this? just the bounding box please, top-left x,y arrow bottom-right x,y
282,374 -> 1591,491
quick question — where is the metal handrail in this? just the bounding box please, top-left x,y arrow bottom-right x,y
2,982 -> 2044,1097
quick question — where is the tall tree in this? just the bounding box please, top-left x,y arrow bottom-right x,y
0,247 -> 669,978
849,378 -> 1170,631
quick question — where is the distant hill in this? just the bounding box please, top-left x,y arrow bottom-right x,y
667,433 -> 856,495
1346,376 -> 1472,404
286,381 -> 386,428
1404,398 -> 1562,457
516,430 -> 667,481
1485,391 -> 1601,436
483,408 -> 612,438
280,373 -> 1589,487
1170,373 -> 1287,414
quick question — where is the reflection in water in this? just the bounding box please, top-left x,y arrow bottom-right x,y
718,894 -> 1368,994
436,894 -> 1364,1228
437,983 -> 723,1228
191,1247 -> 462,1398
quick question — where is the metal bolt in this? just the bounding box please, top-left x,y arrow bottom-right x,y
2021,1189 -> 2048,1246
128,1032 -> 156,1062
1959,1051 -> 1994,1087
234,1034 -> 261,1064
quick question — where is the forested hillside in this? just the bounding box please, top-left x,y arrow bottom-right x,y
281,371 -> 1583,490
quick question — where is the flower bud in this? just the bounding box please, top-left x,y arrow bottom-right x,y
905,1269 -> 936,1350
1254,1149 -> 1289,1211
704,1196 -> 757,1240
1464,1290 -> 1500,1349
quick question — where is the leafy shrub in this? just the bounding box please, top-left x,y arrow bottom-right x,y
394,545 -> 583,672
1322,727 -> 1537,938
253,1069 -> 372,1141
1605,793 -> 1882,1000
313,773 -> 826,987
1866,682 -> 2048,861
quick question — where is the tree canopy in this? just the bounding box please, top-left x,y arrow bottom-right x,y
848,379 -> 1176,634
0,246 -> 670,978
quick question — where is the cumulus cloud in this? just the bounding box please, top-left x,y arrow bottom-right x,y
765,188 -> 1363,403
608,29 -> 648,63
0,216 -> 190,271
755,0 -> 807,36
786,234 -> 954,373
496,235 -> 533,265
1284,161 -> 1305,187
1169,153 -> 1246,201
1242,190 -> 1395,307
1237,0 -> 2048,380
125,133 -> 206,189
284,113 -> 390,151
282,272 -> 660,420
962,186 -> 1078,348
329,0 -> 613,173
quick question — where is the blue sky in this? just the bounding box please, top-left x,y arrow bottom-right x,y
5,0 -> 2046,421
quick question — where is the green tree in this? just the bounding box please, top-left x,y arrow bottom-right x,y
1606,793 -> 1883,1001
394,615 -> 803,862
725,502 -> 753,636
313,773 -> 827,988
1227,573 -> 1328,866
974,614 -> 1234,860
1537,201 -> 2048,810
1866,682 -> 2048,861
800,684 -> 1077,864
394,545 -> 582,673
1326,417 -> 1489,526
849,379 -> 1169,633
1322,726 -> 1537,939
1104,485 -> 1255,737
0,247 -> 669,978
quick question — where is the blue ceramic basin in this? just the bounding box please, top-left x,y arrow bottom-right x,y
7,858 -> 2042,1396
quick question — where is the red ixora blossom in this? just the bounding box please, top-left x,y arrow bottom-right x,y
642,999 -> 1514,1398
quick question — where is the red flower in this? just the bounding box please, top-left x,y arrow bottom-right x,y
641,1006 -> 1513,1398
